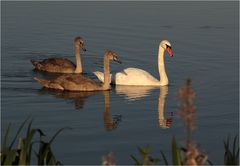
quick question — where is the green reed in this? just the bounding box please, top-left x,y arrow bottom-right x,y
224,135 -> 239,165
1,118 -> 68,165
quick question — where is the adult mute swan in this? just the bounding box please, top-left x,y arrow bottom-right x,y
31,36 -> 86,73
94,40 -> 173,86
34,51 -> 121,91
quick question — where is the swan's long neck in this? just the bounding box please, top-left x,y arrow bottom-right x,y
158,45 -> 168,85
74,46 -> 82,73
102,55 -> 111,90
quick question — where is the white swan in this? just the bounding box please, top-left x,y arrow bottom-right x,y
94,40 -> 173,86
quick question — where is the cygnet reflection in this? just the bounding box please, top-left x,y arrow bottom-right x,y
37,88 -> 122,131
103,91 -> 122,131
38,88 -> 100,109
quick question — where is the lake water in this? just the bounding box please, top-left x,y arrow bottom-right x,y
1,1 -> 239,165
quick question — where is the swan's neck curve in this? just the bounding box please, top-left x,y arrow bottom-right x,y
74,46 -> 82,73
158,45 -> 168,85
102,55 -> 111,90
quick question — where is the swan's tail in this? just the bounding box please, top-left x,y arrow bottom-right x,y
93,71 -> 113,83
34,77 -> 64,90
31,60 -> 42,70
34,77 -> 51,88
93,71 -> 104,83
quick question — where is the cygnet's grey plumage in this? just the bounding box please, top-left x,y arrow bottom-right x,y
31,36 -> 86,73
34,51 -> 121,91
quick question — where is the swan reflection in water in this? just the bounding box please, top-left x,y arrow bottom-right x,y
115,85 -> 173,129
37,88 -> 122,130
157,86 -> 173,129
115,85 -> 155,101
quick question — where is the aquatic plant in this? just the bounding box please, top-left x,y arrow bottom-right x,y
1,118 -> 67,165
224,135 -> 239,165
131,79 -> 208,165
130,145 -> 160,165
102,152 -> 117,166
177,79 -> 208,165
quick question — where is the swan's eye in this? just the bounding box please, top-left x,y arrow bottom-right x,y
112,56 -> 121,64
166,45 -> 171,49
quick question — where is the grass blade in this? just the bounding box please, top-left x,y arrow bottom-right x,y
49,127 -> 71,145
26,119 -> 33,137
160,150 -> 168,165
3,149 -> 17,165
38,141 -> 48,165
2,124 -> 11,151
233,135 -> 237,157
206,159 -> 213,165
46,146 -> 57,165
130,155 -> 141,165
9,117 -> 30,149
172,136 -> 181,165
19,139 -> 27,165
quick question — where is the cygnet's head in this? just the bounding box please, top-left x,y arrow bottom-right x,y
160,40 -> 173,57
74,36 -> 86,51
105,50 -> 122,64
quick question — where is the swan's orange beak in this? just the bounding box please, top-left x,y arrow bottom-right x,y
166,47 -> 173,57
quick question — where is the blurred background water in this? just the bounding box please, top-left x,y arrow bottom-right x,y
1,1 -> 239,164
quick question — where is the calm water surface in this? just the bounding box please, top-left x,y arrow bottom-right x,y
1,2 -> 239,164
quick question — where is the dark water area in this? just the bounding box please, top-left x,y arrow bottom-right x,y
1,1 -> 239,165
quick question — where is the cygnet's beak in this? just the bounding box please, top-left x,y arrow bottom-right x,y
114,57 -> 122,64
82,47 -> 87,52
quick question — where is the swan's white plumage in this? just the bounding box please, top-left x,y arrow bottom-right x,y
94,71 -> 112,83
115,68 -> 160,86
94,68 -> 160,86
93,71 -> 104,83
